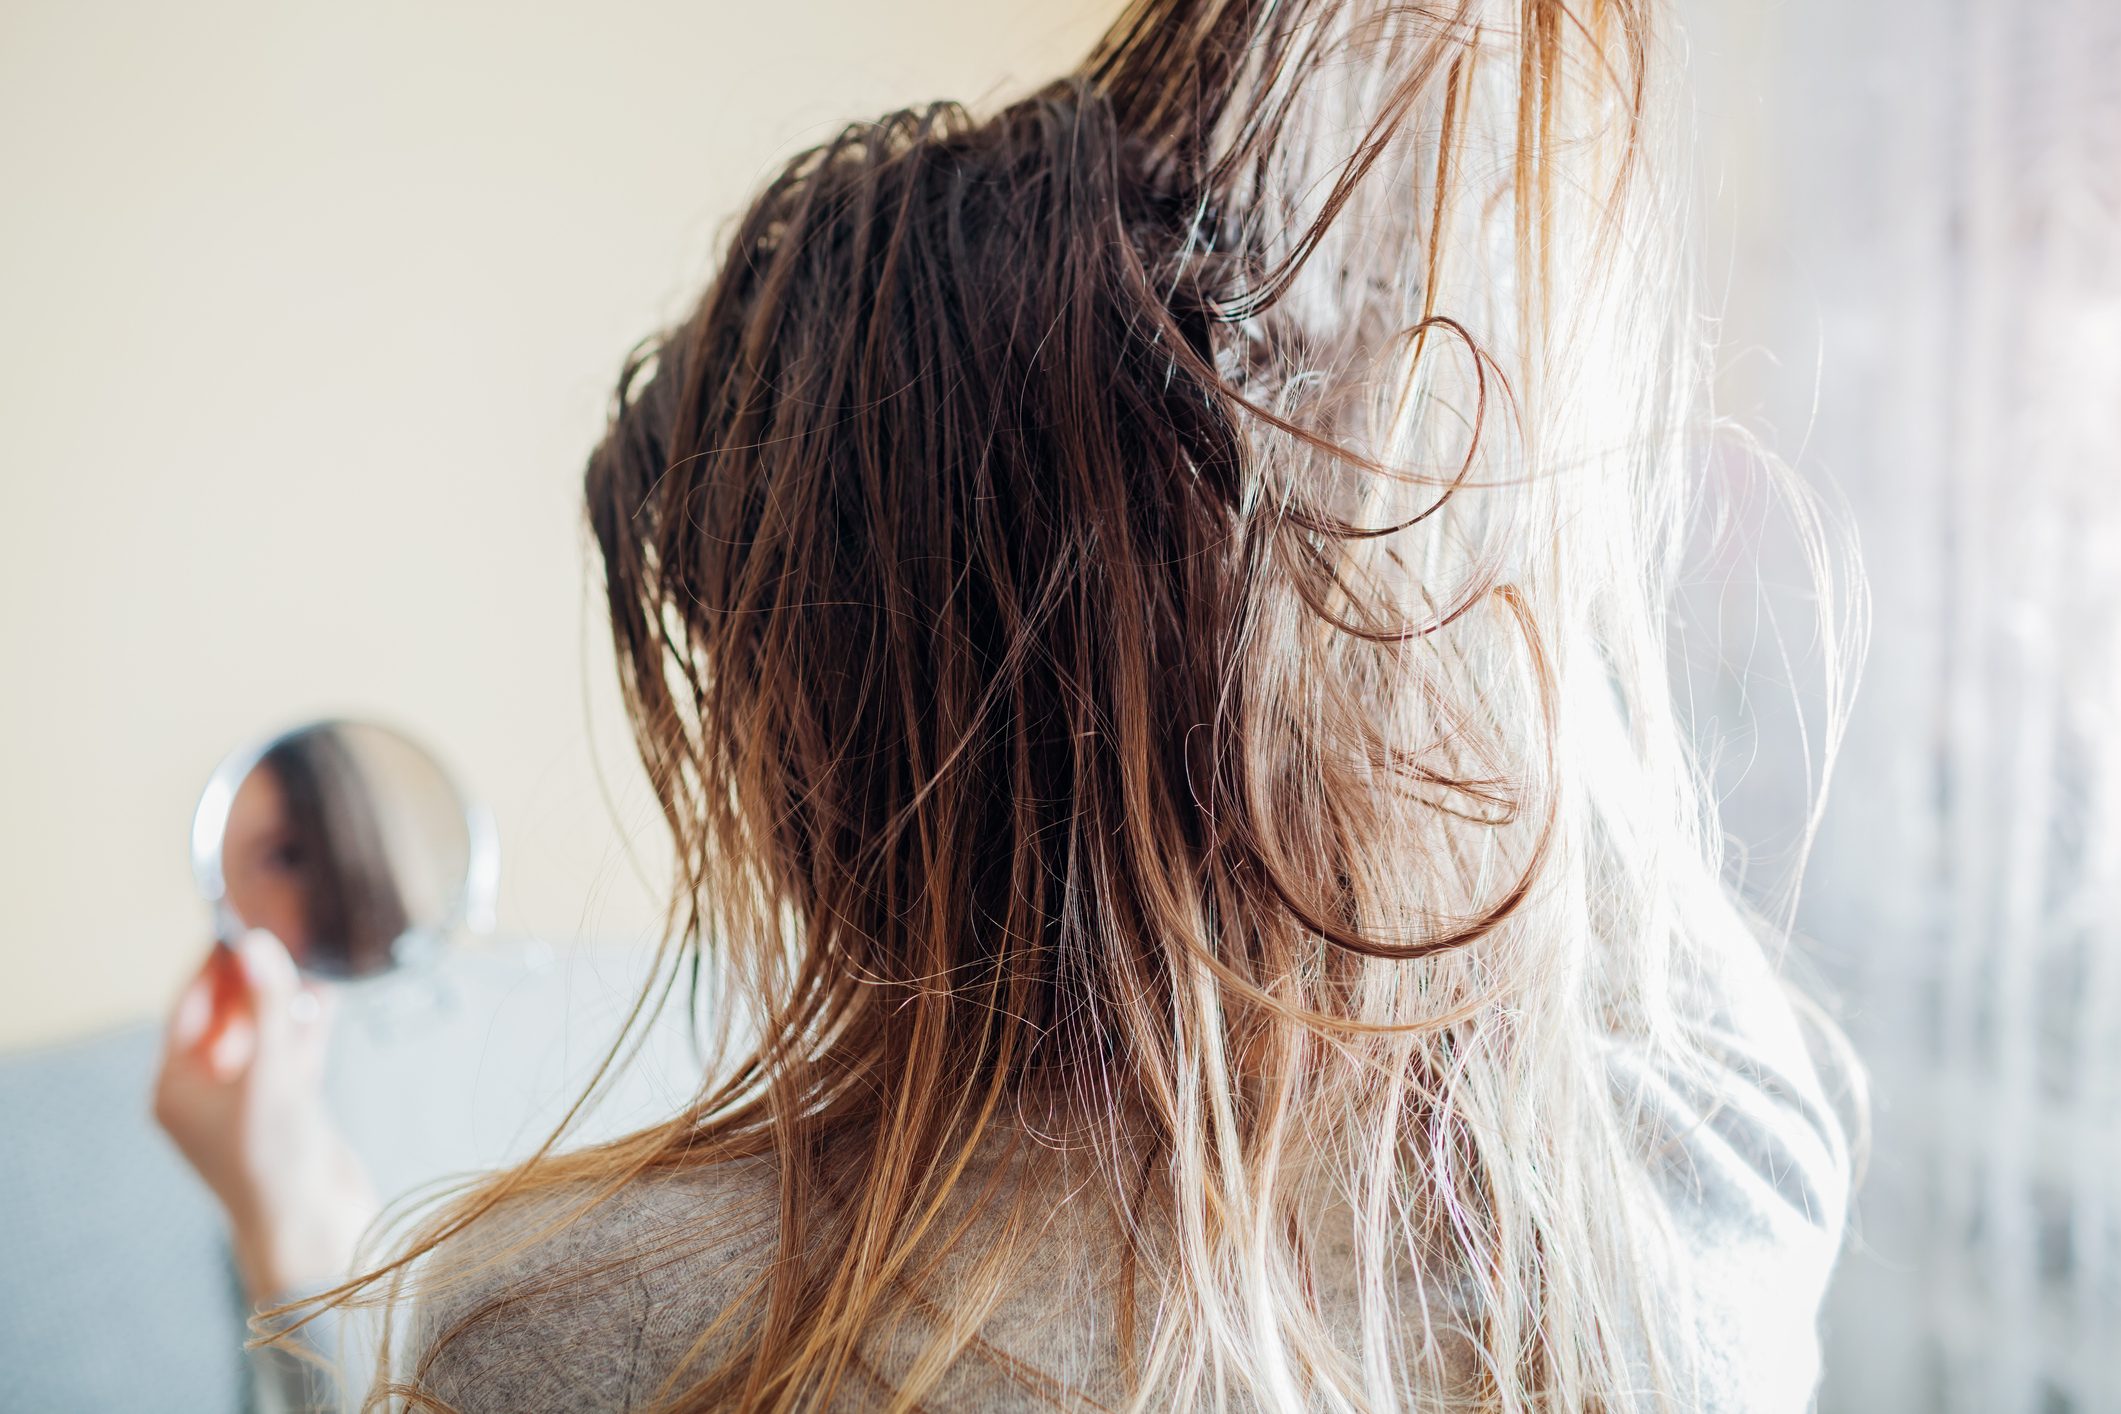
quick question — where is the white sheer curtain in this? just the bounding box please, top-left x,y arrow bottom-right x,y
1679,1 -> 2121,1408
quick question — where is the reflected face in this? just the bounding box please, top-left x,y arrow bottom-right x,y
197,720 -> 475,980
221,761 -> 314,962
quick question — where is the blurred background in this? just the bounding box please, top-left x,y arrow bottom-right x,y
2,0 -> 2117,1410
0,0 -> 1115,1049
1687,3 -> 2121,1410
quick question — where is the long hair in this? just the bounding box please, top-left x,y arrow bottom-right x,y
260,728 -> 411,979
297,1 -> 1857,1408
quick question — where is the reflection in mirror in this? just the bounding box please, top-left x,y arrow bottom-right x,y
192,721 -> 493,979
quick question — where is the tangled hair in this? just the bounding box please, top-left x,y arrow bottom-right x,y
291,0 -> 1858,1409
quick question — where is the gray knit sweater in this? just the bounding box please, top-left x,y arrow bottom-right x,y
265,948 -> 1852,1412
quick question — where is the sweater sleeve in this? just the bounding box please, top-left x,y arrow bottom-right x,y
1604,940 -> 1858,1413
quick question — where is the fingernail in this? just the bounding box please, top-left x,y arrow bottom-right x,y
235,929 -> 294,989
171,979 -> 211,1046
208,1016 -> 255,1077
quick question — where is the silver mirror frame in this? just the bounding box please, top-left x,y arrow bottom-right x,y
189,717 -> 499,971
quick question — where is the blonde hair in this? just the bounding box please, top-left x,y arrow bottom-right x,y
287,2 -> 1858,1408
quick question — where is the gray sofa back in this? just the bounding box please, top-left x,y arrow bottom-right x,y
0,940 -> 699,1412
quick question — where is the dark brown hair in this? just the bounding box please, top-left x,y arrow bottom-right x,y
261,728 -> 411,978
317,2 -> 1731,1408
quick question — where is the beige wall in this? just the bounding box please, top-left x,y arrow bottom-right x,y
0,0 -> 1118,1050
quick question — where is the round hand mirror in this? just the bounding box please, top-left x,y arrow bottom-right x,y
190,720 -> 496,979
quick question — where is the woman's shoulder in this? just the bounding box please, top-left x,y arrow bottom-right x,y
402,1156 -> 781,1412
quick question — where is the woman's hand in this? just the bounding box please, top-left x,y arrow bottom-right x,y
152,929 -> 379,1305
